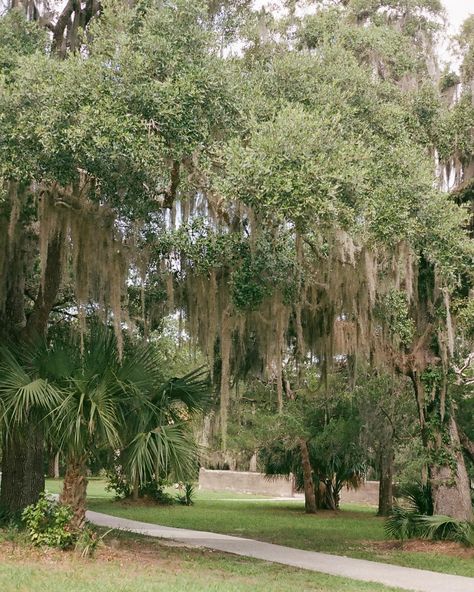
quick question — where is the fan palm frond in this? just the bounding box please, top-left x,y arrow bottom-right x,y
124,423 -> 198,485
0,345 -> 62,430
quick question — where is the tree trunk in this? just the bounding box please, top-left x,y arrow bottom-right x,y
54,452 -> 60,479
0,426 -> 45,515
0,229 -> 63,515
411,371 -> 472,522
60,456 -> 88,530
299,438 -> 316,514
430,417 -> 472,521
377,445 -> 394,516
132,476 -> 139,501
47,452 -> 60,479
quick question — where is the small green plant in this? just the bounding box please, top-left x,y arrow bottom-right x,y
22,494 -> 76,549
396,481 -> 433,515
385,506 -> 419,543
0,519 -> 29,549
105,467 -> 131,500
139,480 -> 175,504
176,483 -> 195,506
385,508 -> 473,546
75,526 -> 112,558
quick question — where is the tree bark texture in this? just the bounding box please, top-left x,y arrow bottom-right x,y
0,426 -> 45,515
0,222 -> 63,514
60,456 -> 88,530
299,438 -> 317,513
377,445 -> 394,516
429,417 -> 472,521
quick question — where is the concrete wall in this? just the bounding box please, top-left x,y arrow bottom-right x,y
199,468 -> 294,497
339,480 -> 379,506
199,468 -> 380,505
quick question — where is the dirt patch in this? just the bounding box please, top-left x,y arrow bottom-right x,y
0,534 -> 187,570
371,539 -> 474,558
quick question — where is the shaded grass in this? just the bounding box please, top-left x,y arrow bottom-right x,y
0,527 -> 405,592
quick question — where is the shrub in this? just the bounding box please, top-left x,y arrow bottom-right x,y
105,467 -> 131,500
22,494 -> 76,549
396,481 -> 433,515
385,507 -> 473,546
139,480 -> 175,504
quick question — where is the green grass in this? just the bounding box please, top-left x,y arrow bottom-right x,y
0,528 -> 405,592
45,479 -> 272,500
45,478 -> 114,500
46,479 -> 474,578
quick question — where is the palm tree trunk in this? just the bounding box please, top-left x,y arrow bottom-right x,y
299,438 -> 316,514
60,456 -> 88,530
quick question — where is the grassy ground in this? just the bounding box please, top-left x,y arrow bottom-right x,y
45,479 -> 474,578
45,479 -> 273,500
0,528 -> 405,592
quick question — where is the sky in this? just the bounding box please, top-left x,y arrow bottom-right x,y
441,0 -> 473,66
443,0 -> 473,32
254,1 -> 473,68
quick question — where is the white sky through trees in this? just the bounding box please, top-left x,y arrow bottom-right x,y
0,1 -> 472,66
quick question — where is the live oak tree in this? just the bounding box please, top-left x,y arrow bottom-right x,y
206,3 -> 473,520
0,1 -> 236,515
0,0 -> 472,522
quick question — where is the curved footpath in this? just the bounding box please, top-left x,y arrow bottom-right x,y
87,510 -> 474,592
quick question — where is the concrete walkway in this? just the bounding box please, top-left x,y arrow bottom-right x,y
87,509 -> 474,592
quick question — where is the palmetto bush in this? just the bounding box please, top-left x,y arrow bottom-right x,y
386,481 -> 472,546
385,508 -> 473,546
395,481 -> 433,516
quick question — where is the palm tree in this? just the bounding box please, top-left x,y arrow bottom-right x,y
0,341 -> 62,515
119,366 -> 210,501
0,329 -> 209,528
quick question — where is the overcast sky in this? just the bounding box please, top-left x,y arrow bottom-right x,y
440,0 -> 473,67
443,0 -> 472,31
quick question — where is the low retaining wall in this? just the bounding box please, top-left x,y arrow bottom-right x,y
199,468 -> 380,504
198,468 -> 294,497
339,480 -> 379,505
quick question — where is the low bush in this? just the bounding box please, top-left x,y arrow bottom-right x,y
106,467 -> 175,504
385,507 -> 472,546
395,482 -> 433,515
22,494 -> 76,549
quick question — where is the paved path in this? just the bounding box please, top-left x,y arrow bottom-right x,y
87,509 -> 474,592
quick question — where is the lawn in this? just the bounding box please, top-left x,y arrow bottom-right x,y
44,478 -> 273,500
0,528 -> 405,592
46,479 -> 474,578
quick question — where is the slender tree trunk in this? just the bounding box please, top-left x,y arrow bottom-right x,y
54,452 -> 60,479
0,426 -> 45,515
132,476 -> 139,501
60,456 -> 88,530
47,451 -> 60,478
299,438 -> 316,514
219,307 -> 232,452
377,445 -> 394,516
